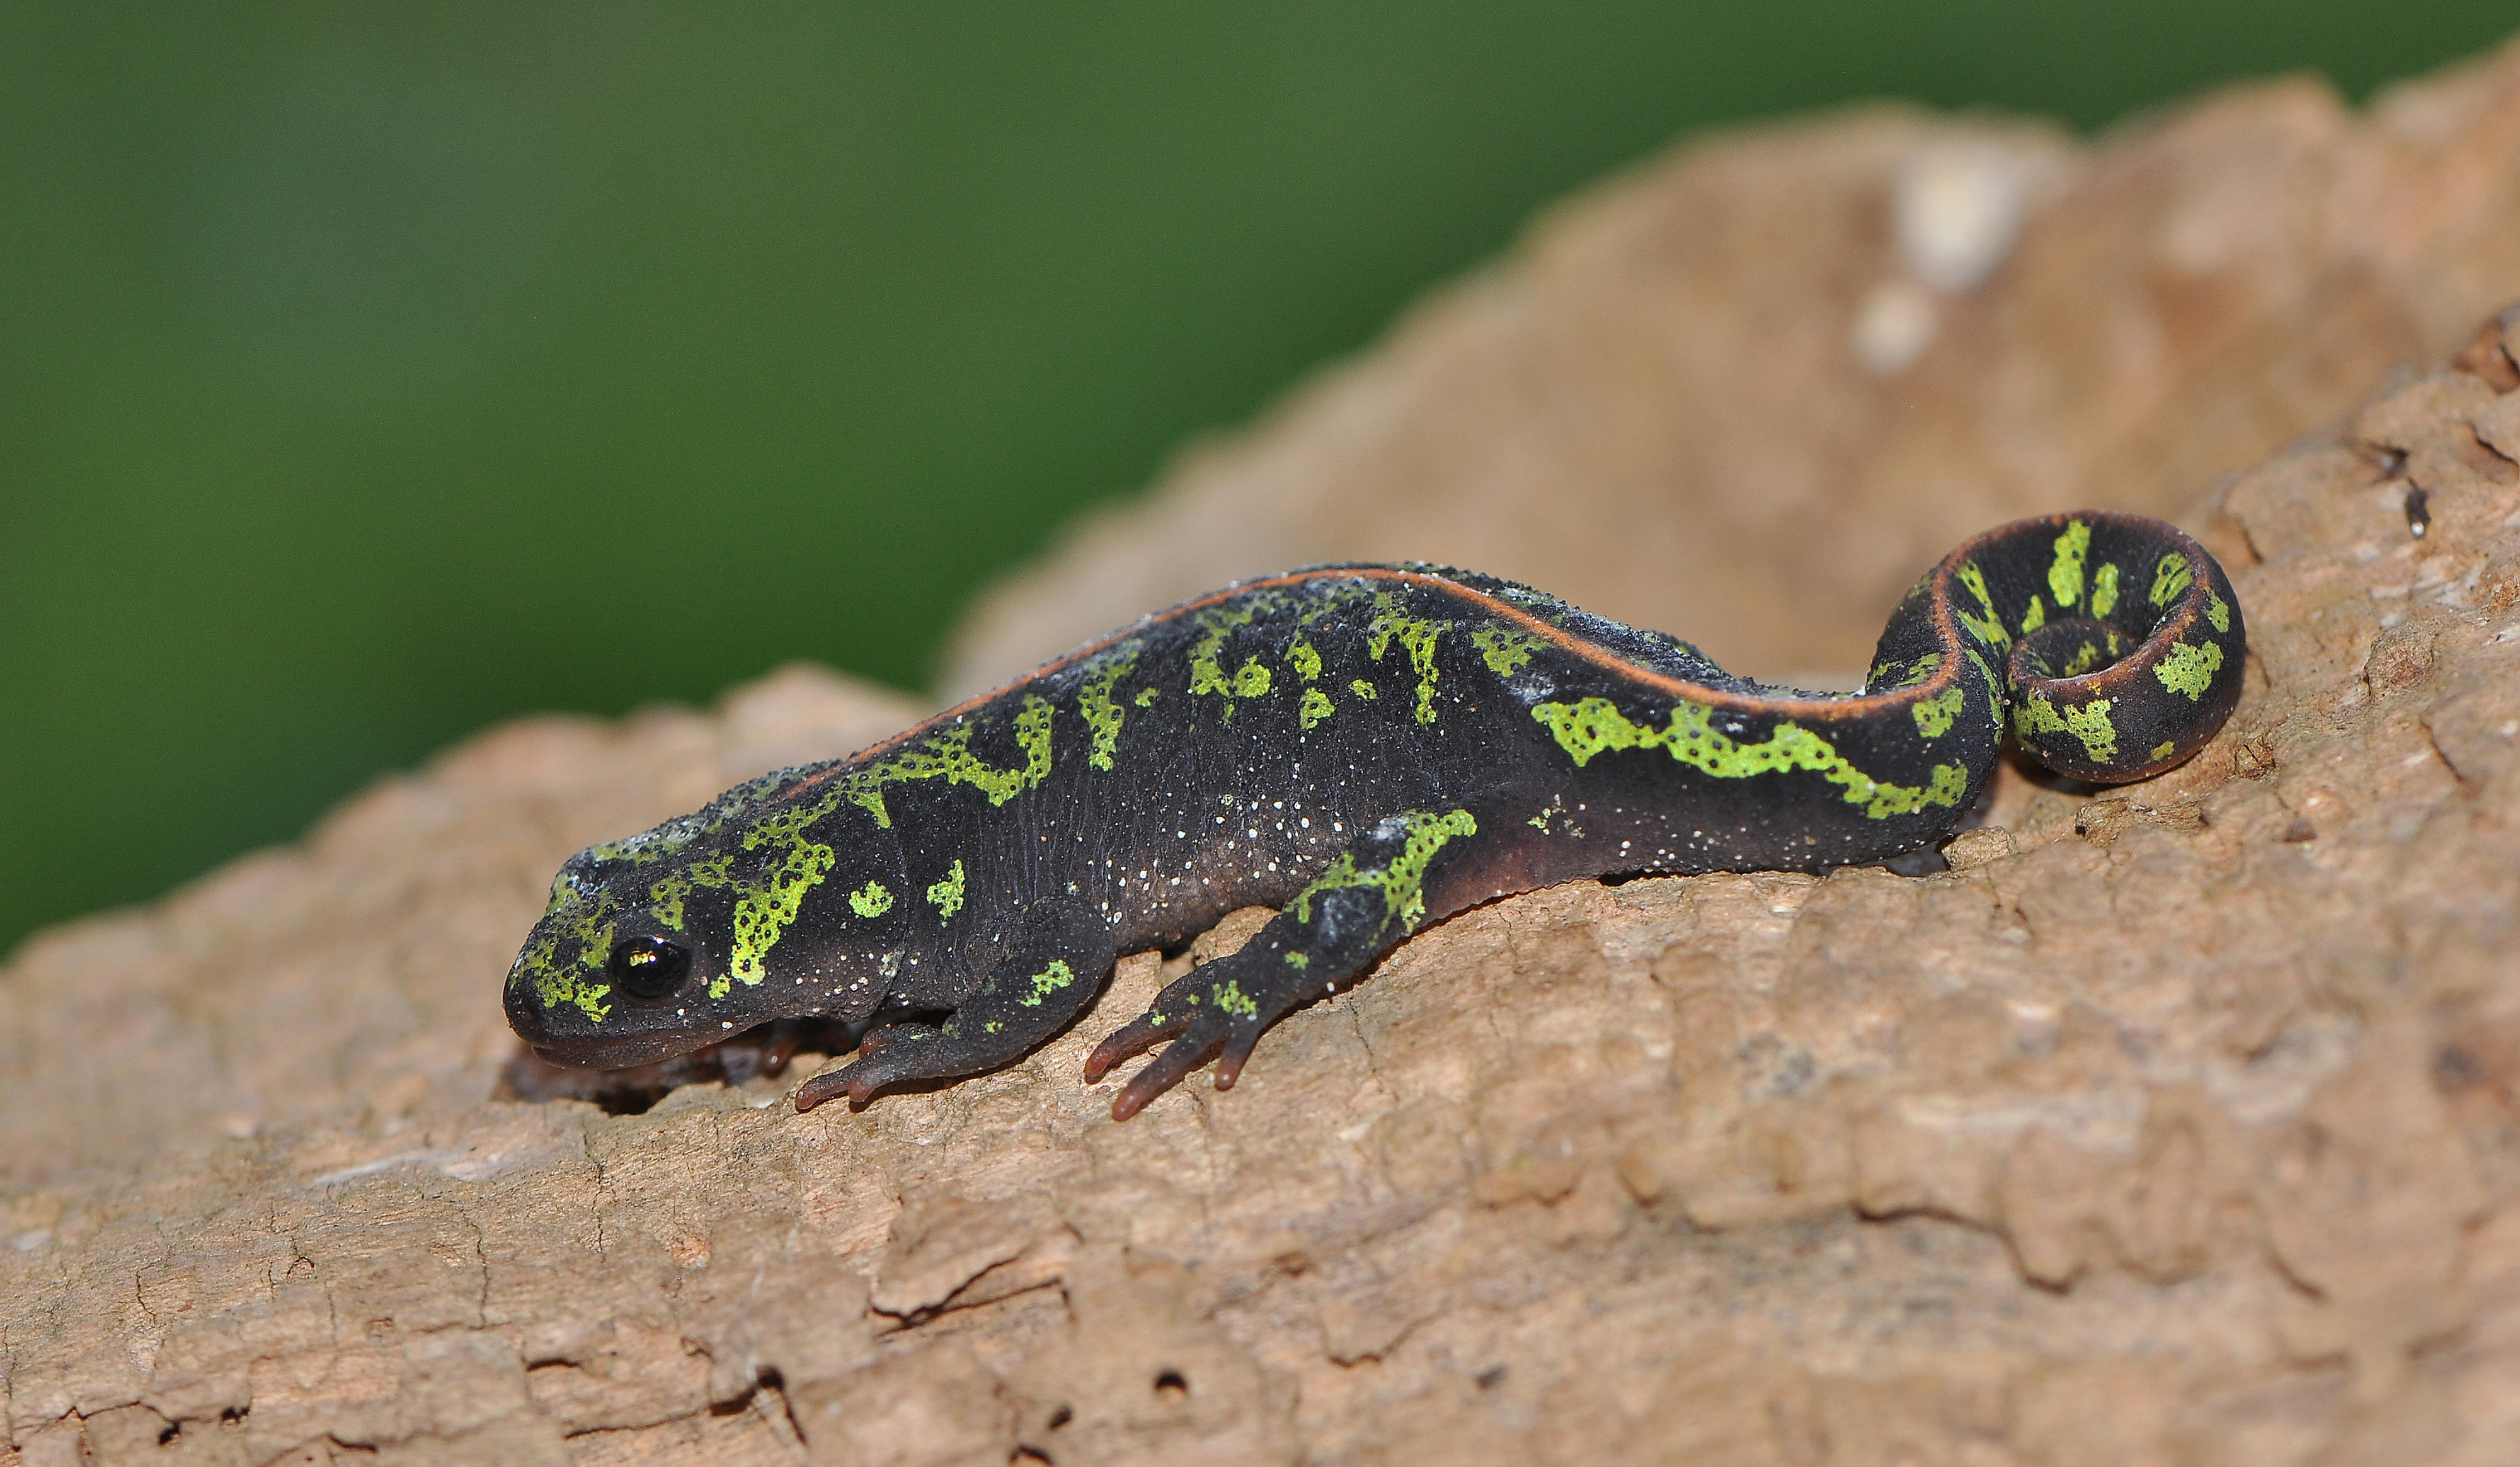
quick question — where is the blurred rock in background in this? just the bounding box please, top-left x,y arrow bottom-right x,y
947,38 -> 2520,693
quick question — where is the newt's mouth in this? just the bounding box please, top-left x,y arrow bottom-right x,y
526,1029 -> 699,1071
503,979 -> 708,1071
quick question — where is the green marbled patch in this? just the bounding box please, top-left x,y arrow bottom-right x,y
648,853 -> 733,932
2150,553 -> 2193,609
1472,622 -> 1545,677
1292,807 -> 1478,937
1288,636 -> 1323,682
1367,591 -> 1446,724
1954,562 -> 2010,650
1911,685 -> 1966,739
1079,648 -> 1141,772
1017,958 -> 1077,1008
726,793 -> 844,991
2048,521 -> 2090,610
2153,640 -> 2223,700
2015,694 -> 2116,763
1963,648 -> 2004,709
1532,699 -> 1967,819
519,886 -> 619,1022
925,859 -> 966,920
1870,651 -> 1942,690
841,696 -> 1057,829
1188,602 -> 1280,712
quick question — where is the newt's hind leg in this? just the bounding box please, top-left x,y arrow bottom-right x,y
1085,806 -> 1486,1119
795,896 -> 1115,1111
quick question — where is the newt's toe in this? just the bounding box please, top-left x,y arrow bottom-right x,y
792,1054 -> 891,1112
1085,1008 -> 1184,1082
791,1068 -> 852,1112
1109,1025 -> 1231,1120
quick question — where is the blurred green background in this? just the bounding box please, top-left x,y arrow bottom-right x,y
5,3 -> 2515,956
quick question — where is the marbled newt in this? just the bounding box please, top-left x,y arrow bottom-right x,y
507,511 -> 2244,1119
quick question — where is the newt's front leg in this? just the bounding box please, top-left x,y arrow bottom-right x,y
1085,806 -> 1486,1119
796,896 -> 1116,1110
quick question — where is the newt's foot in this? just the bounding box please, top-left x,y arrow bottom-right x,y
789,1025 -> 927,1111
791,1058 -> 879,1112
1085,971 -> 1272,1120
793,896 -> 1121,1115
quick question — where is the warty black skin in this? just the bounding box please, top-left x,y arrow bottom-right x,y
506,510 -> 2244,1119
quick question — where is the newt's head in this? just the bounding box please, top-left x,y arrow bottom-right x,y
504,768 -> 898,1069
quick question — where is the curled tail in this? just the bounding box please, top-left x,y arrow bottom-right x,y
1873,511 -> 2246,785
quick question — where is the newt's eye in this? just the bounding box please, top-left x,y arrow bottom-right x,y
607,935 -> 690,1002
